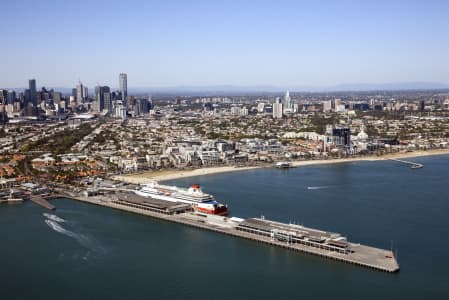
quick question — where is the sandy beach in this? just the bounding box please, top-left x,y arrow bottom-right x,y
112,165 -> 263,184
112,148 -> 449,184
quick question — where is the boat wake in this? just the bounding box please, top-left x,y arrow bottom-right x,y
44,219 -> 107,256
45,219 -> 82,240
307,186 -> 330,190
43,213 -> 66,223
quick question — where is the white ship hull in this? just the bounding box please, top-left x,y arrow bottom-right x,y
135,190 -> 202,205
134,182 -> 228,215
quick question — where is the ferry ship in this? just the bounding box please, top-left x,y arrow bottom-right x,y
135,182 -> 228,215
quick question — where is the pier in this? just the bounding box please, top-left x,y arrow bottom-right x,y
389,158 -> 423,169
0,198 -> 23,205
56,191 -> 400,273
30,195 -> 55,210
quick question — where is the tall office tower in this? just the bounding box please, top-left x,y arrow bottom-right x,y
272,97 -> 283,119
283,90 -> 291,110
29,79 -> 37,106
133,99 -> 142,116
53,92 -> 62,105
0,90 -> 7,104
139,97 -> 149,114
94,85 -> 101,112
18,92 -> 24,103
104,91 -> 112,113
76,82 -> 84,103
93,85 -> 102,111
83,86 -> 88,101
24,89 -> 31,106
148,95 -> 153,110
119,73 -> 127,105
71,88 -> 77,99
102,86 -> 110,112
95,85 -> 111,112
7,90 -> 16,105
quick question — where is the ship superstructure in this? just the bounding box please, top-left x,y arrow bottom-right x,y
135,182 -> 228,215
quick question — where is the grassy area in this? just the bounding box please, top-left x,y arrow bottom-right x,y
20,123 -> 96,155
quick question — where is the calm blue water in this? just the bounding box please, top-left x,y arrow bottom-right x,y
1,155 -> 449,299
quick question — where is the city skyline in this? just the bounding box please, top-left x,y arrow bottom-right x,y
2,0 -> 449,89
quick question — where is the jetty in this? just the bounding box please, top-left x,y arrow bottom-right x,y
30,195 -> 55,210
0,198 -> 23,205
57,190 -> 400,273
389,158 -> 423,169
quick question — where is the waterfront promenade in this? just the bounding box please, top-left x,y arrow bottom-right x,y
113,149 -> 449,184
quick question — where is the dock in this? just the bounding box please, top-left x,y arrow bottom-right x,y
0,198 -> 23,205
30,195 -> 55,210
389,158 -> 423,169
59,191 -> 400,273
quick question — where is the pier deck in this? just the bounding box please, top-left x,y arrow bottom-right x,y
30,195 -> 55,210
58,192 -> 399,273
0,198 -> 23,205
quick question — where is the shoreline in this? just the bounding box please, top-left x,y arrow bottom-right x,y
112,149 -> 449,184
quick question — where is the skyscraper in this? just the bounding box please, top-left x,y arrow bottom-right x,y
75,81 -> 88,103
29,79 -> 37,106
119,73 -> 127,104
95,85 -> 111,112
53,92 -> 61,105
7,90 -> 16,105
24,89 -> 31,106
104,90 -> 112,113
148,95 -> 153,110
76,81 -> 84,104
272,97 -> 283,119
83,86 -> 88,101
283,90 -> 291,111
0,90 -> 7,104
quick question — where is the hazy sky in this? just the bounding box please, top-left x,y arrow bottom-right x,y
2,0 -> 449,89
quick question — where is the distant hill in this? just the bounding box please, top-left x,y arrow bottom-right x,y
328,82 -> 449,92
129,82 -> 449,94
3,82 -> 449,95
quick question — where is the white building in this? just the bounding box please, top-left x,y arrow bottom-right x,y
114,102 -> 127,120
230,106 -> 240,115
272,98 -> 283,119
283,91 -> 292,110
239,107 -> 248,116
323,100 -> 332,112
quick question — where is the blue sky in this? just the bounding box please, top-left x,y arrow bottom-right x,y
2,0 -> 449,89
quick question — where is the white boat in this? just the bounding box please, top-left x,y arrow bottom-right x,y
276,162 -> 292,168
